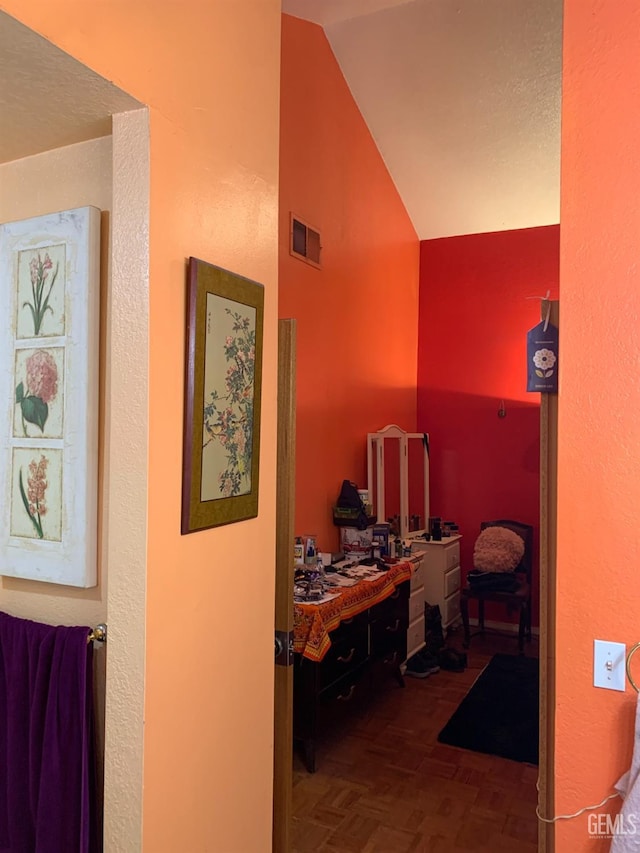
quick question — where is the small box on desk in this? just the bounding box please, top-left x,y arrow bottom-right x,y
372,523 -> 390,557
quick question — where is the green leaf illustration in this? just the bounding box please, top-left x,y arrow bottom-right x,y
15,382 -> 24,403
18,468 -> 43,538
18,469 -> 30,516
535,369 -> 544,378
20,396 -> 48,431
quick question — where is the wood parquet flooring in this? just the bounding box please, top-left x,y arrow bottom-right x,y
292,632 -> 539,853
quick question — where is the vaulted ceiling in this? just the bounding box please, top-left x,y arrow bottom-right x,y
1,4 -> 562,241
282,0 -> 563,240
0,12 -> 140,166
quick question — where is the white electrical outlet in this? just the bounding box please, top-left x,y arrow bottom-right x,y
594,640 -> 626,691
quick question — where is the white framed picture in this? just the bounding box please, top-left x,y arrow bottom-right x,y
0,207 -> 100,587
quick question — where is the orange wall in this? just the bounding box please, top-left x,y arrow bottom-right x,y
279,15 -> 420,552
0,3 -> 281,851
557,2 -> 640,850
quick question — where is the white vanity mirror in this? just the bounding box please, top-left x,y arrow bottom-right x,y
367,424 -> 429,538
407,433 -> 428,534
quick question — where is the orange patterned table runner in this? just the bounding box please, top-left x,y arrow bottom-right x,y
293,561 -> 413,662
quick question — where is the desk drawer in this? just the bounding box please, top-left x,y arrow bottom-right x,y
370,581 -> 409,623
370,612 -> 408,659
328,611 -> 368,645
410,557 -> 425,592
407,615 -> 425,659
319,626 -> 368,690
409,588 -> 425,623
443,591 -> 461,626
321,662 -> 368,703
445,540 -> 461,570
444,565 -> 461,598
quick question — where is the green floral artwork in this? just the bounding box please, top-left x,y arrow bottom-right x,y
203,308 -> 256,497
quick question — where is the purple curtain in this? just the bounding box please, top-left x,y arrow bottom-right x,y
0,611 -> 98,853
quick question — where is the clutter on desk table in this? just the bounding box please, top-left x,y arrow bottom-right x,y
293,585 -> 340,605
294,555 -> 327,601
294,552 -> 398,604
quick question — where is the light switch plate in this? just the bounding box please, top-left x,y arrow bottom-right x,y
594,640 -> 626,691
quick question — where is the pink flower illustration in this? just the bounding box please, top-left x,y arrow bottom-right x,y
26,350 -> 58,403
18,454 -> 49,538
16,349 -> 58,435
24,251 -> 58,336
27,456 -> 48,518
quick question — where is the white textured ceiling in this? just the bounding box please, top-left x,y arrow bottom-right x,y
0,12 -> 141,165
282,0 -> 562,239
1,5 -> 561,239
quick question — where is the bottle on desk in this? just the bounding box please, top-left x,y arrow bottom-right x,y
304,535 -> 317,564
394,536 -> 403,558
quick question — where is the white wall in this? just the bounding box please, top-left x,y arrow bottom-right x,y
0,135 -> 112,621
0,120 -> 151,852
0,132 -> 112,814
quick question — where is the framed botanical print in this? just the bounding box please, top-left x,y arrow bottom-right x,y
181,257 -> 264,534
0,206 -> 101,587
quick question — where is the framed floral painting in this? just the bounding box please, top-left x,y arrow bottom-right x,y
0,207 -> 101,586
181,258 -> 264,533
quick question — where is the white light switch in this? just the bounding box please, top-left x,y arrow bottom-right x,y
594,640 -> 626,691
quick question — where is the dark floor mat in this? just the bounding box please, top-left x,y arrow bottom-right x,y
437,653 -> 539,764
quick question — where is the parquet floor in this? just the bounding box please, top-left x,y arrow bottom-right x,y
292,631 -> 539,853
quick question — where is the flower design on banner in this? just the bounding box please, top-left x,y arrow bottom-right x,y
15,349 -> 58,435
18,454 -> 49,539
203,309 -> 256,497
24,251 -> 59,336
533,348 -> 556,378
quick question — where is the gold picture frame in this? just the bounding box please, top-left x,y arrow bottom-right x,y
181,257 -> 264,534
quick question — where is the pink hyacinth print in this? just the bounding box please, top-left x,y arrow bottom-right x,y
15,349 -> 59,435
24,251 -> 58,336
18,454 -> 49,539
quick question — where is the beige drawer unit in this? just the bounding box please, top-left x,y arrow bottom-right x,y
411,535 -> 462,628
406,617 -> 425,659
406,552 -> 426,659
444,565 -> 461,598
443,591 -> 461,627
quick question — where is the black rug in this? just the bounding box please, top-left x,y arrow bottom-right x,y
437,653 -> 539,765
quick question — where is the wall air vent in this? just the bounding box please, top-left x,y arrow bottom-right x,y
290,213 -> 322,269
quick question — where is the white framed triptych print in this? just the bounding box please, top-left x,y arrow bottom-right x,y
0,206 -> 100,587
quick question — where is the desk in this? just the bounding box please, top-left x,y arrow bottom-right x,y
294,560 -> 413,662
293,561 -> 413,772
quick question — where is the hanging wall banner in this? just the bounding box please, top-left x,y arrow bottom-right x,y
527,320 -> 559,393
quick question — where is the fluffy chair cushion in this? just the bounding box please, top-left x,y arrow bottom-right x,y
473,525 -> 525,574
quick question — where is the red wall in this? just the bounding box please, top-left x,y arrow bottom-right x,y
279,15 -> 420,551
418,226 -> 560,627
